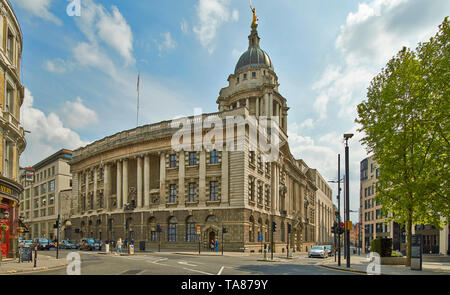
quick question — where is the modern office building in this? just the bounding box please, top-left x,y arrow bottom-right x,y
0,0 -> 26,259
360,155 -> 449,254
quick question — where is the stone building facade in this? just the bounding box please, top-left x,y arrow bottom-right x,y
0,0 -> 25,259
19,149 -> 73,240
69,22 -> 332,253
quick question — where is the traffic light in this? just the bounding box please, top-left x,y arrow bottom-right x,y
156,224 -> 162,233
339,226 -> 345,235
331,225 -> 336,234
272,221 -> 277,232
222,227 -> 227,233
287,223 -> 291,234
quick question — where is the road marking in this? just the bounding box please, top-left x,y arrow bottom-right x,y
182,267 -> 213,275
178,261 -> 197,267
217,266 -> 224,275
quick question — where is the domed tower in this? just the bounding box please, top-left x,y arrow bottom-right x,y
217,16 -> 288,134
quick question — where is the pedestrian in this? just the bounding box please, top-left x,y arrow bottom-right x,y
210,241 -> 214,252
116,238 -> 122,254
215,240 -> 219,252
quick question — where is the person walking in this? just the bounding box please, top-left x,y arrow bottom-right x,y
116,238 -> 123,254
215,240 -> 219,252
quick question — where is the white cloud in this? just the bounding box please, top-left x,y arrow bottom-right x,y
193,0 -> 239,53
157,32 -> 177,55
181,19 -> 189,34
60,97 -> 99,130
75,0 -> 134,65
21,88 -> 89,166
43,58 -> 73,73
96,5 -> 135,65
12,0 -> 61,25
312,0 -> 450,120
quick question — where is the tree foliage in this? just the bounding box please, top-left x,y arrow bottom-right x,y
356,17 -> 449,263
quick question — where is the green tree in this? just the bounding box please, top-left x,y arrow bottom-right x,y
356,17 -> 449,266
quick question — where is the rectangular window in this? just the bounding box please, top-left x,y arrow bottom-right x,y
243,73 -> 247,80
48,194 -> 55,205
25,189 -> 30,199
48,207 -> 54,216
99,192 -> 104,208
249,151 -> 255,165
252,72 -> 256,79
210,150 -> 219,164
248,178 -> 254,201
6,86 -> 14,115
186,223 -> 197,242
169,184 -> 177,203
40,209 -> 46,217
168,224 -> 177,242
44,170 -> 47,179
188,183 -> 197,202
41,196 -> 46,207
265,185 -> 270,207
189,152 -> 198,166
210,181 -> 219,201
376,168 -> 380,178
49,180 -> 55,192
34,198 -> 39,209
7,32 -> 14,62
151,231 -> 158,242
52,166 -> 55,176
169,154 -> 177,168
90,194 -> 94,210
34,210 -> 39,218
41,183 -> 47,194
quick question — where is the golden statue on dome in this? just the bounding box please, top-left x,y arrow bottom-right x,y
250,0 -> 258,29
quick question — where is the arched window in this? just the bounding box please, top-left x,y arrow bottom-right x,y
168,217 -> 177,242
186,216 -> 197,242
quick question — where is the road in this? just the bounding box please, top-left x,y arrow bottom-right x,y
27,249 -> 357,275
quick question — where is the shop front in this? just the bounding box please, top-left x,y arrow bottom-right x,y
0,176 -> 23,259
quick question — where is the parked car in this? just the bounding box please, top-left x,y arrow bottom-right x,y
60,240 -> 78,249
308,245 -> 328,258
323,245 -> 333,257
79,238 -> 101,251
34,238 -> 50,250
48,240 -> 56,248
94,239 -> 103,251
24,240 -> 34,248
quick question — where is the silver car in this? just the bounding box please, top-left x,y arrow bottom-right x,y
308,246 -> 328,258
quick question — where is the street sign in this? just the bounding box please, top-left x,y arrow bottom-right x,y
258,235 -> 263,241
411,234 -> 423,271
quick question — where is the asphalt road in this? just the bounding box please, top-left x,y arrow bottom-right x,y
28,249 -> 357,275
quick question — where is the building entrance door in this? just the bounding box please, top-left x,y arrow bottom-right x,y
209,231 -> 216,250
0,205 -> 10,258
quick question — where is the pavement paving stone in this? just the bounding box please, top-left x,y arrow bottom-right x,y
0,254 -> 68,275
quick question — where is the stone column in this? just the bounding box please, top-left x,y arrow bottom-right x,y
246,98 -> 249,110
160,152 -> 166,204
93,167 -> 98,210
256,98 -> 260,117
104,163 -> 111,210
264,93 -> 269,116
144,154 -> 150,207
137,156 -> 143,208
178,152 -> 185,204
199,150 -> 206,204
122,159 -> 128,207
221,151 -> 229,204
269,93 -> 273,117
85,171 -> 89,208
116,161 -> 122,209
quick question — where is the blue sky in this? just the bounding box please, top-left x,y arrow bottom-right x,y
11,0 -> 450,222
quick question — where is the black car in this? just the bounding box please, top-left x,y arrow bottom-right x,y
34,238 -> 51,250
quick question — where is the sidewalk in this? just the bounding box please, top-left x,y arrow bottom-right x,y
0,255 -> 68,275
320,255 -> 450,275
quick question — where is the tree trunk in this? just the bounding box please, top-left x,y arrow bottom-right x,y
406,212 -> 412,267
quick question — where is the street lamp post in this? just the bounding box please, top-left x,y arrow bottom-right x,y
344,133 -> 353,268
328,155 -> 343,266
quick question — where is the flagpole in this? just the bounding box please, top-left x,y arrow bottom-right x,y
137,71 -> 140,127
